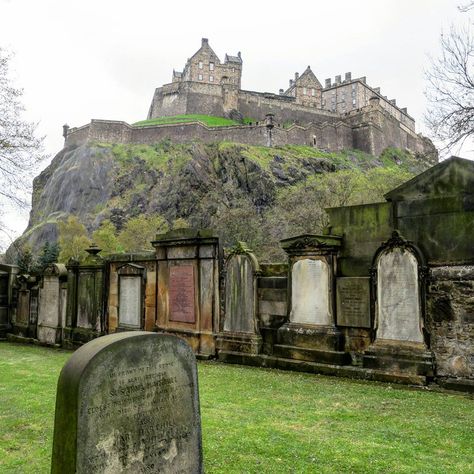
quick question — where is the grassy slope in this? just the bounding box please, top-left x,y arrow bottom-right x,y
133,115 -> 253,127
1,343 -> 473,473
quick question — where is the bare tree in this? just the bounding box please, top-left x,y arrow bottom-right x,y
425,23 -> 474,153
458,1 -> 474,13
0,48 -> 45,245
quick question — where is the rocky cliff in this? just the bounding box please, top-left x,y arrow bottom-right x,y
7,140 -> 436,261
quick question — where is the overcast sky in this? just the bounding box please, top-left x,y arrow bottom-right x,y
0,0 -> 472,249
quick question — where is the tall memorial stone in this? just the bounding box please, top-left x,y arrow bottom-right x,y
10,273 -> 38,339
363,232 -> 433,380
153,229 -> 220,358
64,245 -> 105,348
276,234 -> 350,365
217,242 -> 262,358
51,332 -> 202,473
37,263 -> 67,345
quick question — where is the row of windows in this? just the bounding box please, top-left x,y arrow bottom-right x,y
198,61 -> 214,71
198,74 -> 214,82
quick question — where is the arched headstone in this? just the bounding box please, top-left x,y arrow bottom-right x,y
217,242 -> 262,356
376,247 -> 424,343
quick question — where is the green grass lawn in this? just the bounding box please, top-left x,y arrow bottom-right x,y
1,342 -> 473,473
133,114 -> 252,127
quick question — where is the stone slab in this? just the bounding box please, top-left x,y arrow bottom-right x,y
119,276 -> 141,328
377,248 -> 424,343
336,277 -> 370,328
290,259 -> 331,325
51,332 -> 202,474
169,266 -> 195,323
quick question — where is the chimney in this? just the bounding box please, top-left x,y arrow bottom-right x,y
238,51 -> 241,59
289,79 -> 294,87
295,72 -> 299,81
335,75 -> 341,85
345,72 -> 352,82
360,76 -> 366,83
201,38 -> 208,46
62,124 -> 69,139
279,89 -> 284,95
325,78 -> 331,88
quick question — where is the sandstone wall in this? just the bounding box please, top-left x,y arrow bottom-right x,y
427,266 -> 474,379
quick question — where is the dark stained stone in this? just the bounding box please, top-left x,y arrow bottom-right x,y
51,332 -> 202,473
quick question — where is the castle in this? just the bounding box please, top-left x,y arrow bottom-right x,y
65,38 -> 435,158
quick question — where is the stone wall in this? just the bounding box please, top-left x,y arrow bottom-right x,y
65,119 -> 354,152
427,266 -> 474,380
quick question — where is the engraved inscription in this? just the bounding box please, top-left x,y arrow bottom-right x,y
169,266 -> 195,323
336,277 -> 370,328
72,336 -> 201,473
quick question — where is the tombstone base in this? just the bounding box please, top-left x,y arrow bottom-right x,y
363,340 -> 434,377
37,324 -> 62,345
63,327 -> 102,349
155,327 -> 216,359
216,332 -> 262,355
275,323 -> 350,365
10,323 -> 36,339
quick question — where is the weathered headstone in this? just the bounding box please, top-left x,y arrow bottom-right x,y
51,332 -> 202,473
290,259 -> 331,325
118,277 -> 141,328
336,277 -> 370,328
377,247 -> 423,343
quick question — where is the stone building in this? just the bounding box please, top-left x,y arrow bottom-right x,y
65,38 -> 435,158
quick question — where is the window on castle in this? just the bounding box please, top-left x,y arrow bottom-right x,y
199,61 -> 203,69
210,75 -> 214,82
311,88 -> 315,96
352,98 -> 356,106
210,62 -> 214,71
303,87 -> 307,95
198,74 -> 203,81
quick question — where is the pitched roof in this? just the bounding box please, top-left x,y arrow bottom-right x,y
189,38 -> 220,64
384,156 -> 474,201
225,53 -> 242,64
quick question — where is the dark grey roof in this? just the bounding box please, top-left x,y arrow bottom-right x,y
225,53 -> 242,64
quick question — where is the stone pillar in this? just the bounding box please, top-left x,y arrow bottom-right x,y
0,264 -> 19,338
217,242 -> 262,358
63,245 -> 106,348
275,234 -> 350,365
37,263 -> 68,345
152,229 -> 220,358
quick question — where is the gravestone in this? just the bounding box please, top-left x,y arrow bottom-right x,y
51,332 -> 202,474
153,229 -> 220,357
336,277 -> 370,328
376,247 -> 423,343
217,242 -> 262,357
290,259 -> 331,325
117,263 -> 145,330
37,263 -> 67,345
275,234 -> 350,365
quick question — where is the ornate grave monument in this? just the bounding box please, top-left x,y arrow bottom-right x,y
275,234 -> 350,365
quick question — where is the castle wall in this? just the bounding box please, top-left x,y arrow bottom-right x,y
238,90 -> 339,124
